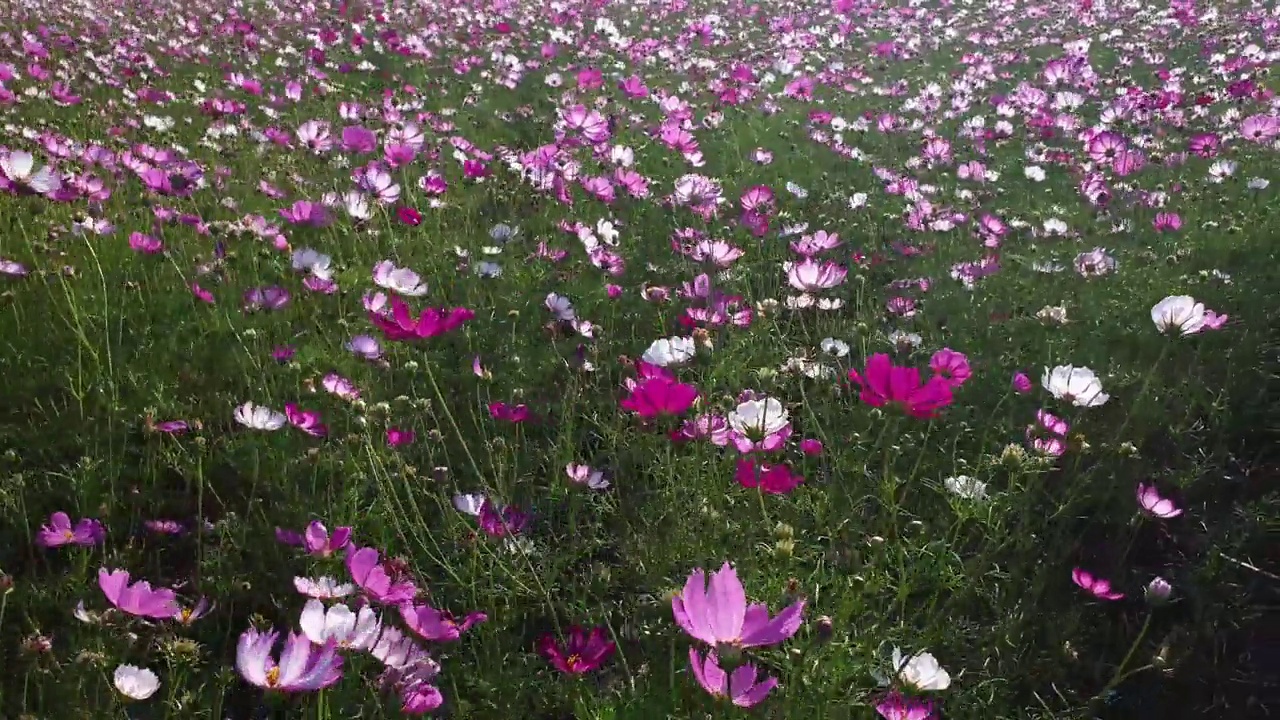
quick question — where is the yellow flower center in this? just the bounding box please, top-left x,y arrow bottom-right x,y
62,530 -> 75,541
566,653 -> 582,669
265,666 -> 280,687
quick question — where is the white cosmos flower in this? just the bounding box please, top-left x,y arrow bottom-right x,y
299,599 -> 381,651
944,475 -> 988,501
1,150 -> 62,194
1041,365 -> 1110,407
891,648 -> 951,691
1150,295 -> 1205,335
291,247 -> 334,280
728,397 -> 789,437
233,401 -> 287,430
452,493 -> 486,516
113,664 -> 160,700
294,576 -> 356,599
372,260 -> 429,296
820,338 -> 850,357
641,337 -> 697,367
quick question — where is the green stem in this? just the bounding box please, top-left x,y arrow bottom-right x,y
1085,613 -> 1153,715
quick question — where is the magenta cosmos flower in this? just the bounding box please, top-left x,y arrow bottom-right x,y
621,376 -> 699,417
346,547 -> 417,604
537,625 -> 616,674
688,648 -> 777,707
672,562 -> 804,649
236,627 -> 343,692
1135,483 -> 1182,518
400,603 -> 487,642
98,568 -> 180,619
1072,568 -> 1124,601
369,296 -> 473,342
928,348 -> 971,388
36,511 -> 105,547
276,520 -> 353,557
876,691 -> 937,720
848,354 -> 954,419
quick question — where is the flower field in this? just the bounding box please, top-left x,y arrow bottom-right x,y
0,0 -> 1277,717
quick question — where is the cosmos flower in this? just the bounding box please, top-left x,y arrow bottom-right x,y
621,376 -> 699,417
98,569 -> 180,619
400,604 -> 487,642
233,402 -> 287,430
346,547 -> 417,604
113,665 -> 160,701
1135,483 -> 1183,519
1150,295 -> 1205,335
888,648 -> 951,691
35,512 -> 105,548
687,648 -> 777,707
299,599 -> 381,651
1041,365 -> 1109,407
1072,568 -> 1125,601
538,625 -> 615,674
848,354 -> 954,419
236,628 -> 343,692
672,562 -> 804,648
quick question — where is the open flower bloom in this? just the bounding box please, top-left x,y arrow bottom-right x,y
300,599 -> 381,651
1071,568 -> 1125,600
1136,483 -> 1183,518
302,520 -> 353,557
346,547 -> 418,604
236,628 -> 343,692
620,376 -> 699,417
35,511 -> 105,548
400,603 -> 487,642
113,664 -> 160,701
233,401 -> 287,430
1041,365 -> 1109,407
876,690 -> 937,720
890,648 -> 951,691
294,576 -> 356,600
848,354 -> 954,419
98,569 -> 180,619
537,625 -> 615,674
172,597 -> 213,625
672,562 -> 804,648
688,648 -> 777,707
1150,295 -> 1206,335
369,296 -> 473,341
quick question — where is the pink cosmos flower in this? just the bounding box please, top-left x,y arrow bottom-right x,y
1135,483 -> 1182,518
1011,372 -> 1033,394
400,604 -> 487,642
672,562 -> 804,649
688,648 -> 777,707
369,296 -> 474,342
98,568 -> 180,619
477,500 -> 529,537
294,521 -> 352,556
929,348 -> 971,388
387,428 -> 415,447
538,625 -> 615,674
876,691 -> 937,720
36,512 -> 105,547
621,376 -> 699,418
786,259 -> 847,291
285,404 -> 327,437
735,460 -> 804,495
346,547 -> 417,604
1072,568 -> 1124,600
848,354 -> 954,419
236,628 -> 343,692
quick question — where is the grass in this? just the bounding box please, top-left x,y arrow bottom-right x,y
0,0 -> 1277,718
